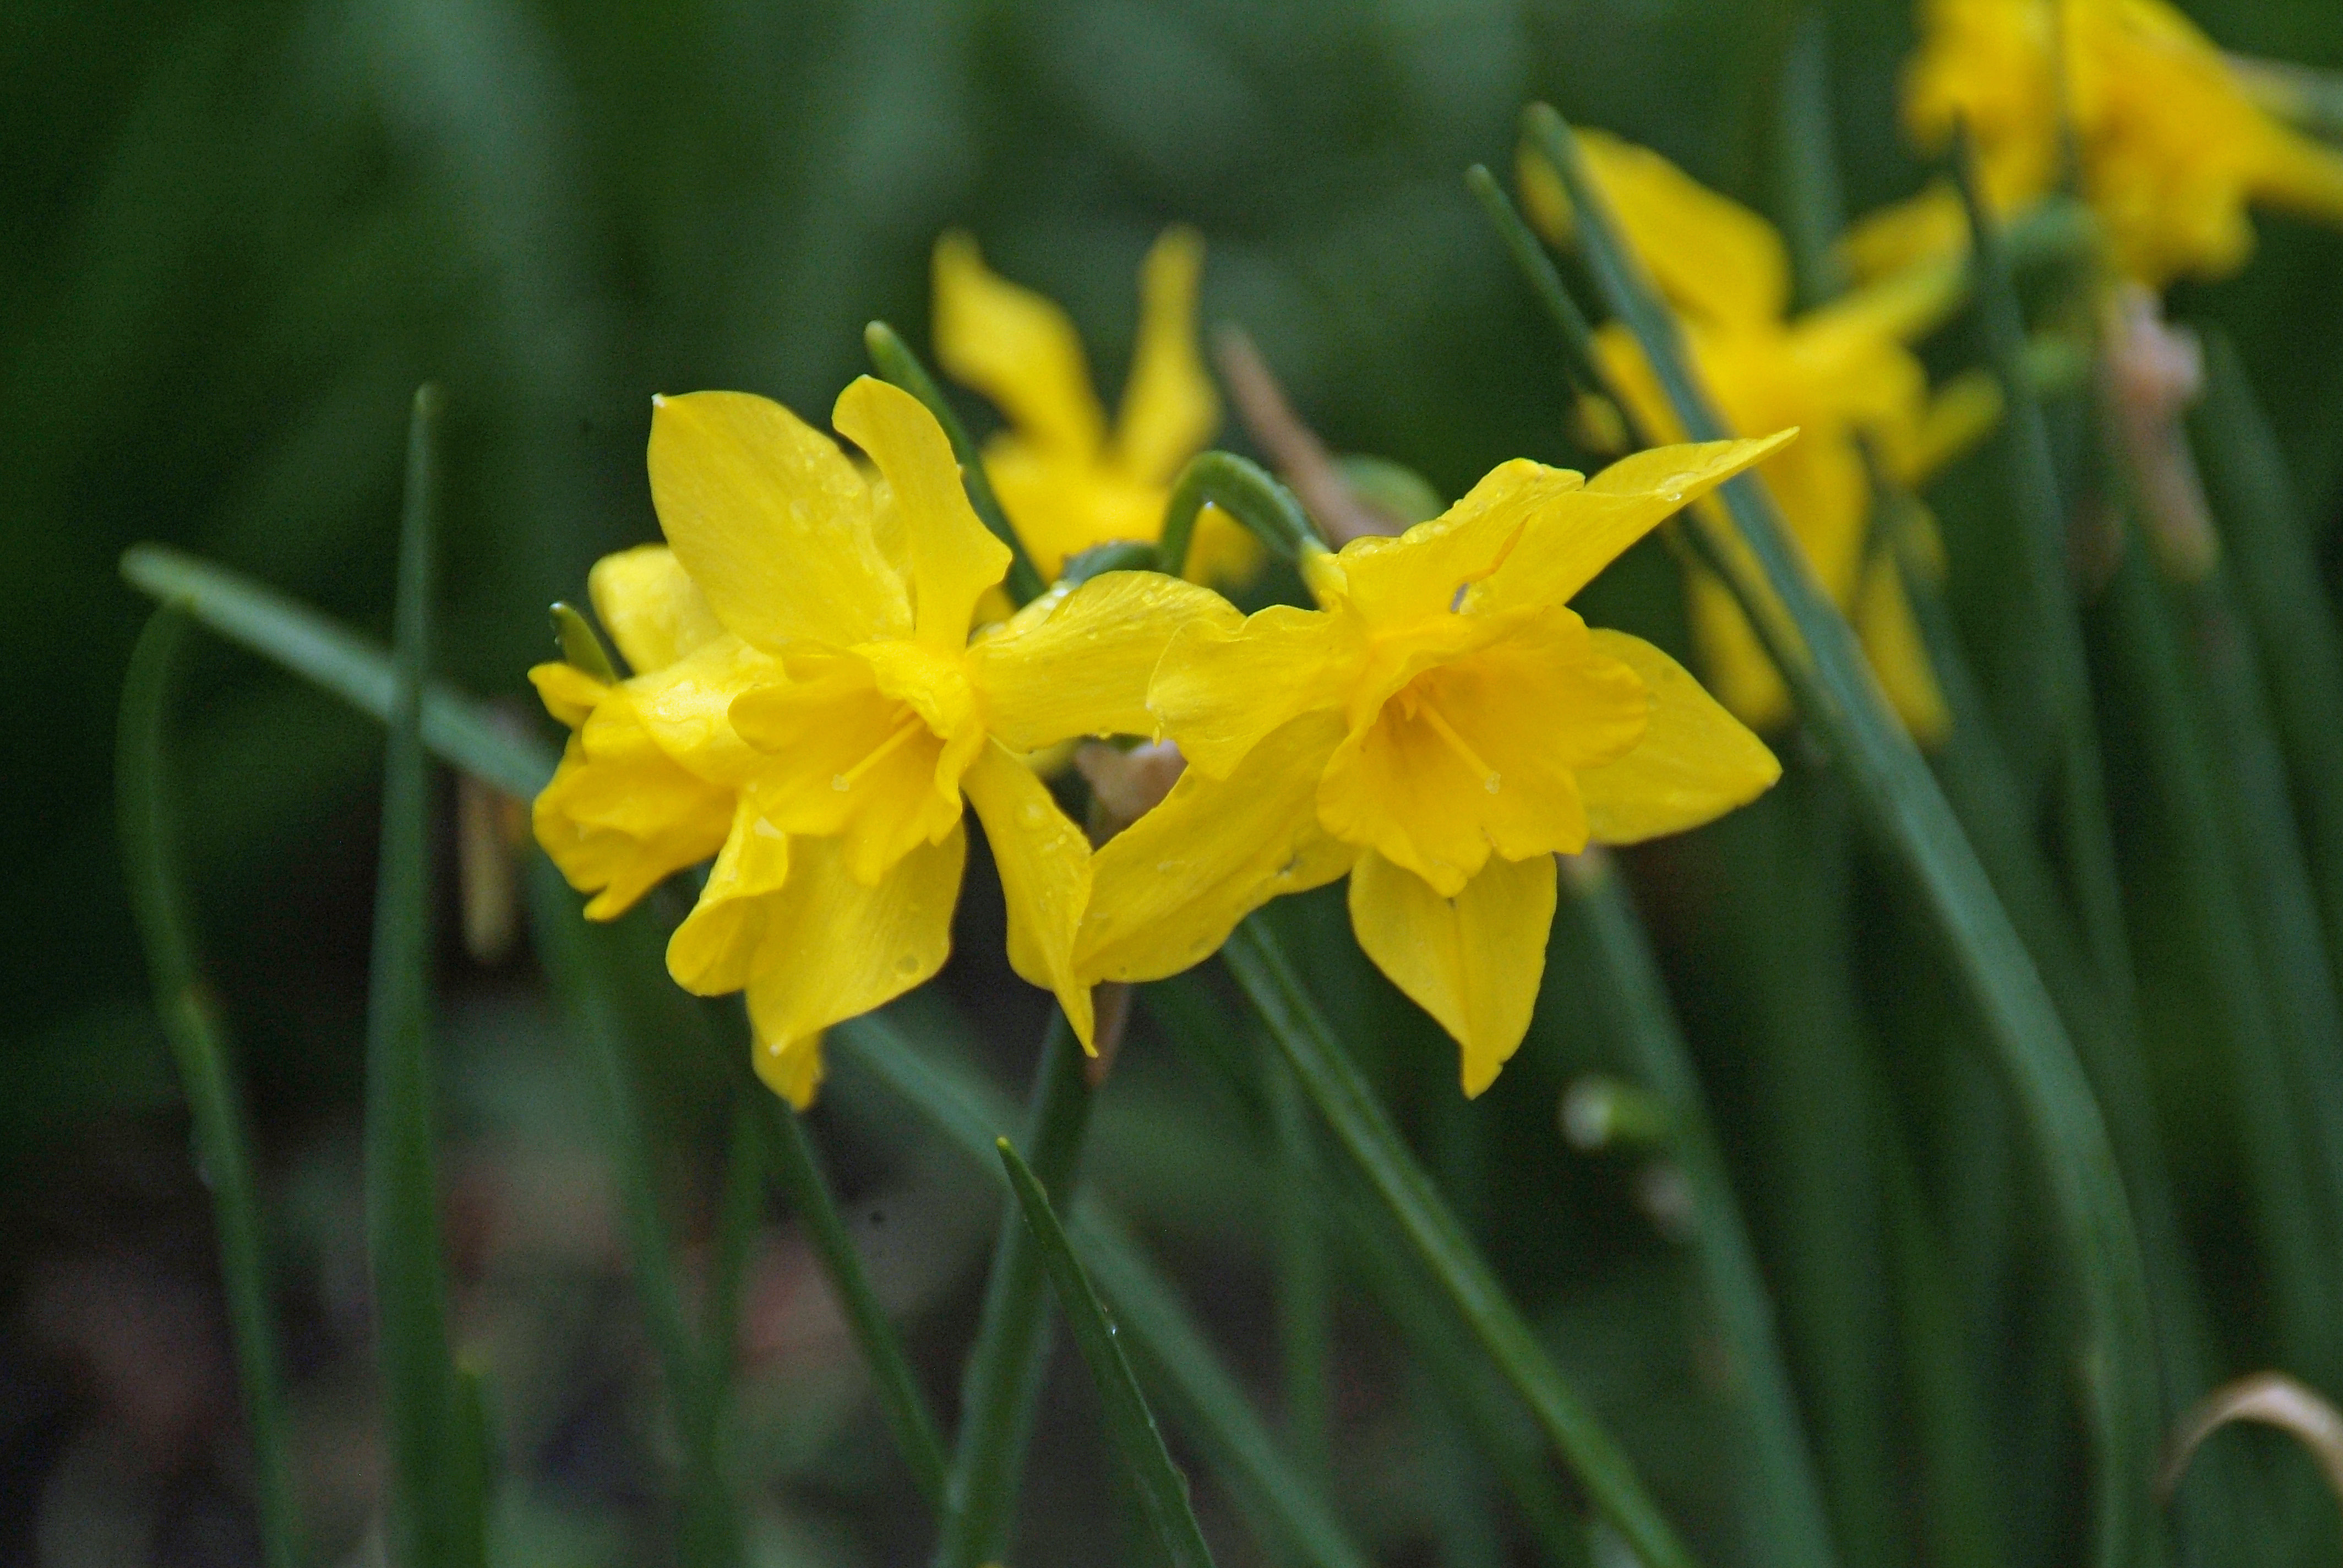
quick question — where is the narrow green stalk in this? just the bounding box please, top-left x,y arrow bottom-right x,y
1463,165 -> 1609,401
524,857 -> 740,1567
120,543 -> 555,798
1223,916 -> 1697,1568
931,1012 -> 1095,1568
1774,12 -> 1849,309
760,1094 -> 951,1507
864,319 -> 1045,605
1557,847 -> 1846,1568
1159,451 -> 1325,574
2099,543 -> 2339,1386
705,1102 -> 762,1389
1950,132 -> 2134,1011
997,1138 -> 1220,1568
1525,102 -> 2160,1568
2189,329 -> 2343,1023
116,608 -> 301,1568
1267,1057 -> 1333,1484
364,383 -> 476,1568
829,1011 -> 1372,1568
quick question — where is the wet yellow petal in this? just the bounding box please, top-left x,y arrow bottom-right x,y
1077,713 -> 1356,983
962,742 -> 1096,1049
1316,609 -> 1648,896
664,788 -> 798,995
1471,434 -> 1795,617
1576,629 -> 1783,843
532,702 -> 734,921
972,569 -> 1243,752
728,656 -> 962,886
1149,603 -> 1364,778
1183,504 -> 1267,589
832,377 -> 1010,647
648,390 -> 910,652
1114,227 -> 1218,486
587,544 -> 726,676
628,634 -> 782,788
1328,459 -> 1585,627
530,661 -> 607,730
933,231 -> 1107,459
737,827 -> 967,1109
1348,849 -> 1556,1098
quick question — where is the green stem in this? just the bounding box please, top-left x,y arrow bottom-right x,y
1223,916 -> 1697,1568
1525,102 -> 2160,1568
706,1102 -> 762,1390
1558,847 -> 1847,1568
864,320 -> 1045,605
760,1095 -> 951,1508
996,1138 -> 1220,1568
931,1012 -> 1096,1568
1266,1056 -> 1332,1485
1950,131 -> 2135,1013
1774,11 -> 1850,309
363,384 -> 476,1568
1159,451 -> 1325,576
116,608 -> 302,1568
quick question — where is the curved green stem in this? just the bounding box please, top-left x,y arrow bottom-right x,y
1159,451 -> 1325,576
116,608 -> 302,1568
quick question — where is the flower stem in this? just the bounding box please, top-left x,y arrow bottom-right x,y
930,1011 -> 1096,1568
116,607 -> 302,1568
1223,915 -> 1698,1568
1159,450 -> 1325,576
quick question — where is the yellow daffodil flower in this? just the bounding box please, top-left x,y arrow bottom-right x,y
1077,438 -> 1791,1095
1522,132 -> 1990,742
934,228 -> 1261,587
620,375 -> 1222,1106
1860,0 -> 2343,286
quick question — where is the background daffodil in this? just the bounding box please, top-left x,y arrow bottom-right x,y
636,375 -> 1221,1105
1523,131 -> 1992,742
1857,0 -> 2343,287
933,227 -> 1261,587
1077,436 -> 1790,1096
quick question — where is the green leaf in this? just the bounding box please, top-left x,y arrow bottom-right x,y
996,1135 -> 1219,1568
550,601 -> 618,682
119,543 -> 557,799
1522,103 -> 2162,1568
362,383 -> 476,1568
1223,916 -> 1697,1568
116,607 -> 302,1568
1159,451 -> 1324,573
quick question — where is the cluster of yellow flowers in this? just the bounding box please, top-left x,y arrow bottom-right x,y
533,239 -> 1785,1104
1854,0 -> 2343,287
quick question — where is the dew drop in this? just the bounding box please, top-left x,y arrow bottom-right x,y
1021,802 -> 1045,825
831,774 -> 851,792
1484,772 -> 1502,794
895,952 -> 922,975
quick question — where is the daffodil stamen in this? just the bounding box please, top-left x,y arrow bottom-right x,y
1406,688 -> 1502,795
832,707 -> 931,793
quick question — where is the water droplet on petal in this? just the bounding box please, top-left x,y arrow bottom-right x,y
831,774 -> 851,792
1021,802 -> 1045,825
896,952 -> 922,975
1484,773 -> 1502,794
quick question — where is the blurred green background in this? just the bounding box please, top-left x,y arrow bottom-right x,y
10,0 -> 2343,1562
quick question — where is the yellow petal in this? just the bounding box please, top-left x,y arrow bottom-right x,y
1315,608 -> 1648,895
664,788 -> 798,995
1329,459 -> 1584,627
962,742 -> 1096,1048
1471,433 -> 1797,616
532,715 -> 733,921
648,390 -> 910,652
737,826 -> 967,1109
1855,554 -> 1951,747
983,443 -> 1168,579
529,661 -> 608,730
1077,713 -> 1357,983
1113,227 -> 1218,486
1523,130 -> 1792,327
727,656 -> 962,886
587,545 -> 727,676
832,377 -> 1010,647
1347,848 -> 1556,1098
1184,503 -> 1267,589
1687,566 -> 1797,733
971,569 -> 1243,752
1149,603 -> 1363,778
628,634 -> 783,787
933,231 -> 1107,459
1576,629 -> 1782,842
1837,184 -> 1972,284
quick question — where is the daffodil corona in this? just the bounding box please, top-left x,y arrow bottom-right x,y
1523,132 -> 1990,741
536,377 -> 1223,1106
934,228 -> 1260,586
1078,438 -> 1791,1095
1857,0 -> 2343,287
